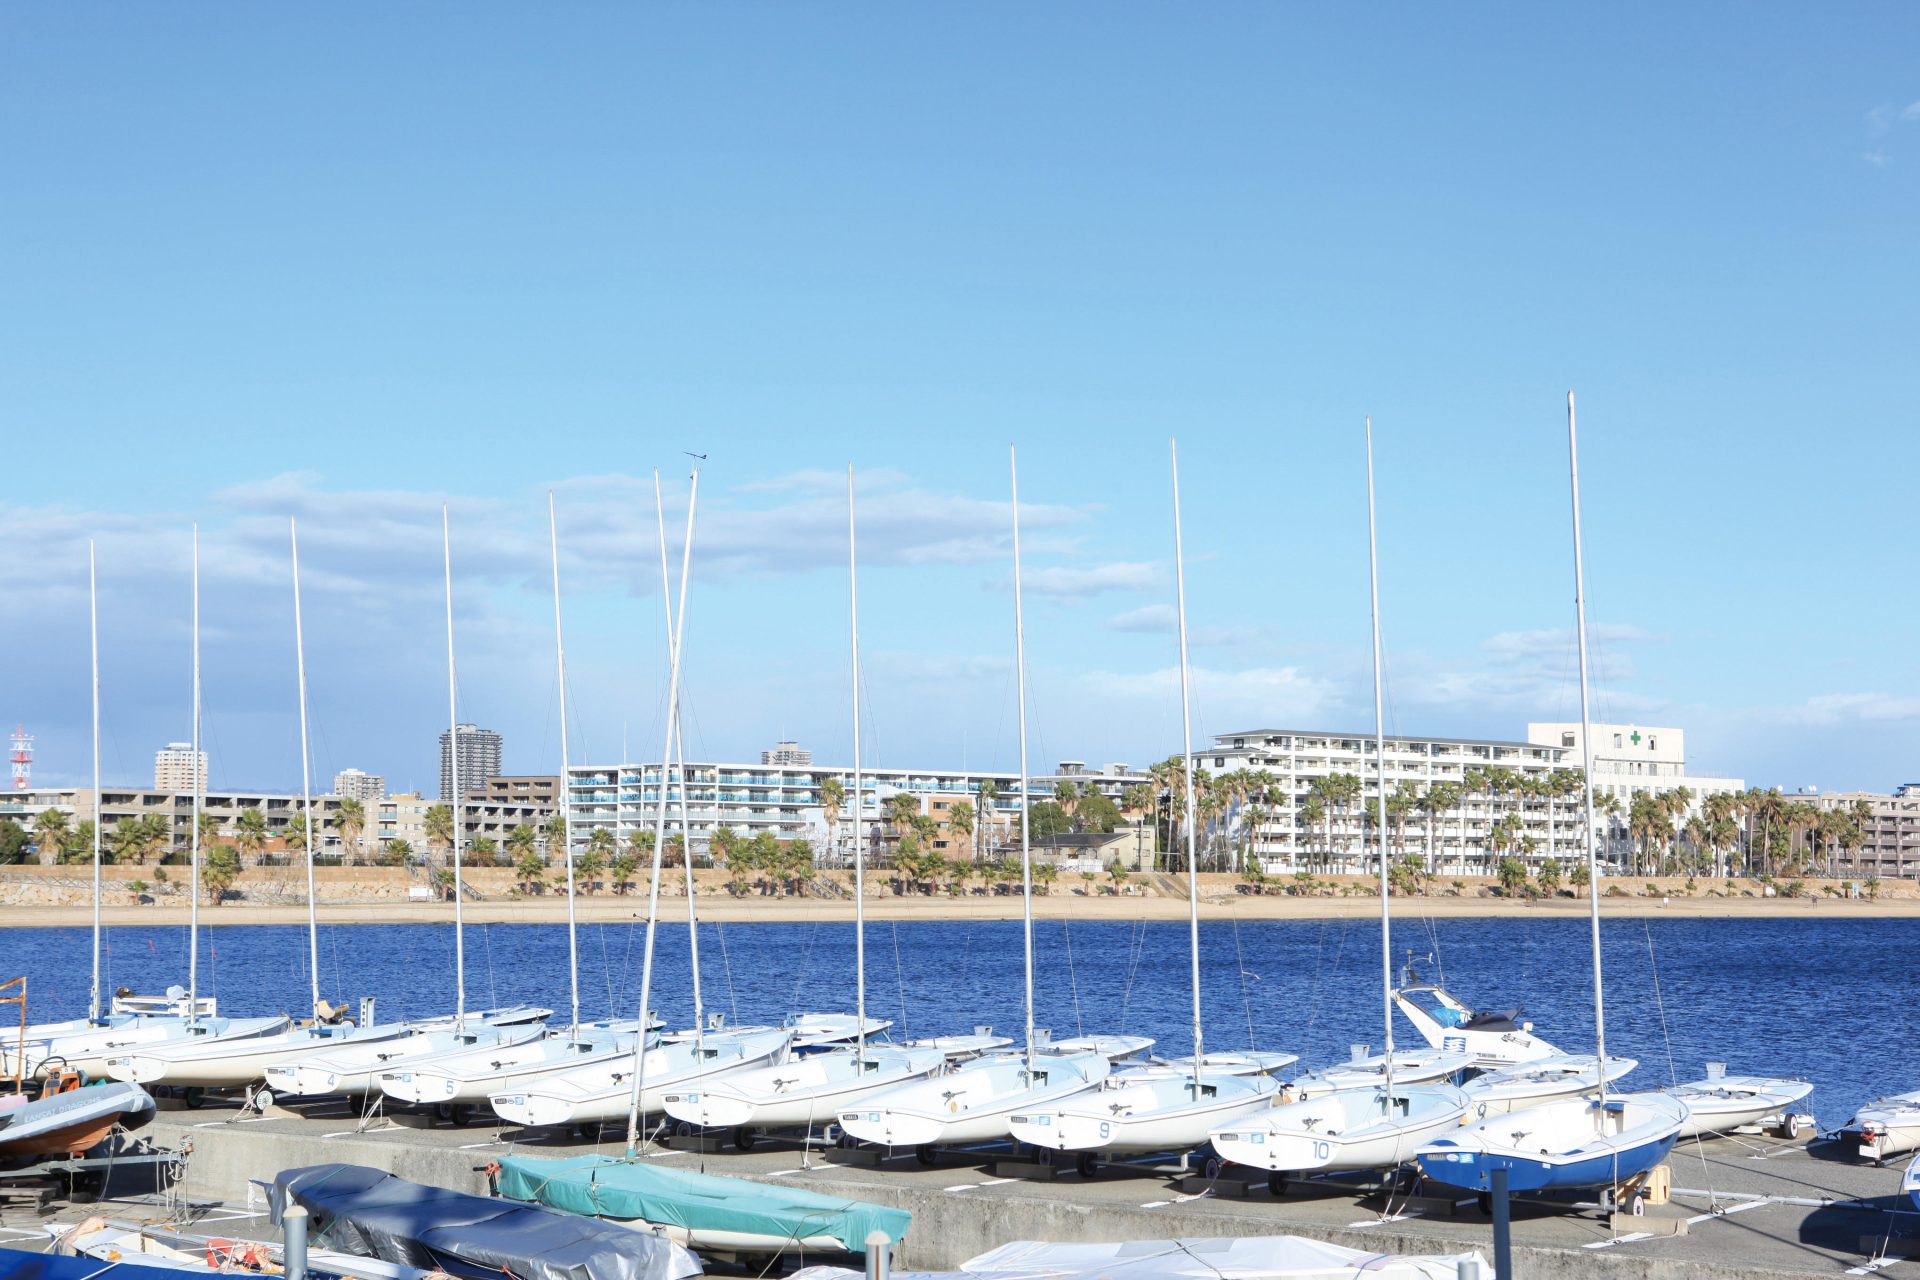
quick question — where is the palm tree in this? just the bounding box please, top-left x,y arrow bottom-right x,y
506,823 -> 538,869
819,777 -> 846,859
975,780 -> 998,857
32,809 -> 69,865
232,807 -> 269,866
423,804 -> 455,863
579,827 -> 615,893
1420,782 -> 1459,873
947,799 -> 976,864
1461,766 -> 1490,872
1054,781 -> 1080,824
336,797 -> 366,865
1297,794 -> 1327,872
469,834 -> 499,866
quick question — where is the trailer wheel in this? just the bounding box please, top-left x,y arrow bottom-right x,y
733,1127 -> 757,1152
1268,1172 -> 1289,1197
1076,1152 -> 1099,1179
451,1103 -> 476,1127
254,1088 -> 275,1111
182,1087 -> 205,1110
433,1103 -> 456,1125
915,1144 -> 938,1167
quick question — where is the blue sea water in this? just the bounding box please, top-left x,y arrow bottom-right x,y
0,912 -> 1897,1126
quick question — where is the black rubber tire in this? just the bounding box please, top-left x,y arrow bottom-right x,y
451,1103 -> 475,1127
433,1103 -> 456,1125
734,1127 -> 757,1152
573,1123 -> 595,1141
182,1087 -> 205,1110
838,1133 -> 860,1150
1076,1152 -> 1098,1179
1268,1171 -> 1289,1197
915,1144 -> 938,1167
1203,1155 -> 1223,1180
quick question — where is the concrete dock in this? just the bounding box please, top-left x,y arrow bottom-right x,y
14,1096 -> 1920,1280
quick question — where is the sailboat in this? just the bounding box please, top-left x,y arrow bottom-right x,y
7,539 -> 285,1084
486,468 -> 793,1134
379,504 -> 641,1121
1415,394 -> 1689,1196
838,447 -> 1110,1155
1007,441 -> 1282,1171
1663,1064 -> 1811,1139
660,466 -> 946,1143
108,519 -> 405,1090
1211,422 -> 1470,1192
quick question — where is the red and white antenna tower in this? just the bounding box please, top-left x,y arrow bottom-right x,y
10,724 -> 30,790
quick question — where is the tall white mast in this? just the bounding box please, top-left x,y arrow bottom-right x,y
626,468 -> 699,1157
1365,419 -> 1396,1102
653,470 -> 704,1054
548,494 -> 581,1037
1010,446 -> 1036,1075
291,518 -> 321,1019
188,525 -> 202,1028
847,464 -> 867,1057
441,506 -> 466,1032
88,541 -> 102,1023
1567,391 -> 1608,1111
1170,440 -> 1204,1090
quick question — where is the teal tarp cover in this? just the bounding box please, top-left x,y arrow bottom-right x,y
496,1154 -> 911,1253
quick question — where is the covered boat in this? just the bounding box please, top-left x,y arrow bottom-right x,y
496,1153 -> 909,1255
1415,1092 -> 1690,1192
0,1079 -> 154,1159
1664,1065 -> 1812,1139
1840,1091 -> 1920,1161
269,1163 -> 701,1280
787,1234 -> 1484,1280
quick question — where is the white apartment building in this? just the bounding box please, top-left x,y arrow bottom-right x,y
1524,723 -> 1743,848
567,759 -> 1148,861
1207,728 -> 1576,875
332,768 -> 386,804
153,743 -> 207,791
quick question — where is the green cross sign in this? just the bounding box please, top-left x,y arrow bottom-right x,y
1629,731 -> 1642,745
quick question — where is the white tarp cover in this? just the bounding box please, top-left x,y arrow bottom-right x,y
793,1235 -> 1482,1280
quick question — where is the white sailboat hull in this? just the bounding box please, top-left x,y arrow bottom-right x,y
4,1015 -> 288,1080
1666,1074 -> 1812,1139
108,1022 -> 402,1087
262,1021 -> 550,1098
1010,1069 -> 1282,1154
839,1050 -> 1110,1147
1461,1055 -> 1636,1118
379,1030 -> 639,1105
1286,1048 -> 1474,1100
1842,1091 -> 1920,1160
661,1043 -> 946,1130
1212,1084 -> 1471,1174
490,1027 -> 793,1126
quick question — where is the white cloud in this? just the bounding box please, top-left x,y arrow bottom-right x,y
1108,603 -> 1176,632
1082,663 -> 1337,726
1020,560 -> 1163,599
1865,150 -> 1892,167
1795,692 -> 1920,724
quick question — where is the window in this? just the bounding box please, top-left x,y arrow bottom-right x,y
1561,732 -> 1575,748
1647,736 -> 1657,750
1612,733 -> 1623,749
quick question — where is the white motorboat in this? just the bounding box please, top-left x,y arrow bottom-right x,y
489,1025 -> 794,1127
1461,1054 -> 1637,1117
107,1020 -> 405,1088
1416,396 -> 1689,1197
1841,1091 -> 1920,1161
840,1046 -> 1110,1148
261,1015 -> 551,1102
1284,1046 -> 1474,1100
661,1041 -> 947,1134
1392,982 -> 1561,1069
1663,1064 -> 1812,1139
1211,1083 -> 1472,1186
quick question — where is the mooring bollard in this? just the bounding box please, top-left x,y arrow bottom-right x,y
865,1230 -> 891,1280
283,1205 -> 309,1280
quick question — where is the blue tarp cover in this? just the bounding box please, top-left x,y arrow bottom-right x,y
496,1154 -> 911,1252
270,1163 -> 700,1280
0,1247 -> 186,1280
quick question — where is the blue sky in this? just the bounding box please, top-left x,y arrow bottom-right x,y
3,5 -> 1917,796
